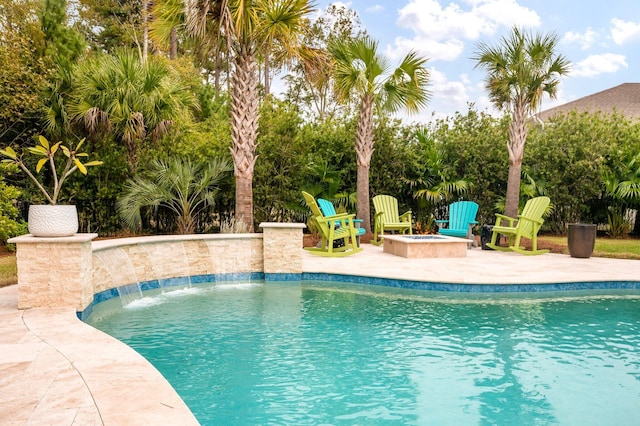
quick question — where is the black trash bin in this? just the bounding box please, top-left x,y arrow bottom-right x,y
481,225 -> 495,250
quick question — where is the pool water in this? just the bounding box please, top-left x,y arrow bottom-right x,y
87,282 -> 640,425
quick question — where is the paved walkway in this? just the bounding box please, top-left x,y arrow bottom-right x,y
1,245 -> 639,425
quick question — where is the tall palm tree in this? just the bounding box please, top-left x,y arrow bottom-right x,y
329,35 -> 430,233
473,27 -> 570,219
184,0 -> 313,231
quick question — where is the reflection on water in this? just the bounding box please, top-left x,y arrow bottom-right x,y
87,282 -> 640,425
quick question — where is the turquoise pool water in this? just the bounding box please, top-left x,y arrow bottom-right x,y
87,281 -> 640,425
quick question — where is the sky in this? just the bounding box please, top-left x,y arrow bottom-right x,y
304,0 -> 640,124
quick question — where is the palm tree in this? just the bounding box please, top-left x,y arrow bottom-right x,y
65,50 -> 196,173
184,0 -> 313,231
473,27 -> 570,219
603,153 -> 640,237
329,35 -> 430,233
117,156 -> 232,234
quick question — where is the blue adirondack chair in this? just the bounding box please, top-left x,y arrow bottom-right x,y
435,201 -> 479,240
302,192 -> 362,257
317,198 -> 365,245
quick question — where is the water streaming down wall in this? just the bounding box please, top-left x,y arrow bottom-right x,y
91,235 -> 267,306
94,248 -> 143,305
141,241 -> 192,289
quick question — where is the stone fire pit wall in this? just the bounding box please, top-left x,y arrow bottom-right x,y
9,223 -> 305,312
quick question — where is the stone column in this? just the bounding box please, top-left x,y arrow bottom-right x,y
259,223 -> 305,281
8,234 -> 98,311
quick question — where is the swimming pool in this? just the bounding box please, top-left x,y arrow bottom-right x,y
86,280 -> 640,425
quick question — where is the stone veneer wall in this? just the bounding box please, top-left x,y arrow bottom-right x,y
10,223 -> 305,313
92,234 -> 265,295
10,234 -> 97,310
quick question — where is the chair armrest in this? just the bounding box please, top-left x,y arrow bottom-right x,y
494,213 -> 516,227
400,211 -> 412,222
517,215 -> 544,226
321,213 -> 355,228
434,220 -> 448,224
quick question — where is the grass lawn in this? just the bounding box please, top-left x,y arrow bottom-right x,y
0,255 -> 17,287
539,235 -> 640,260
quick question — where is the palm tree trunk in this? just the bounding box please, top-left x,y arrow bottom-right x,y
169,27 -> 178,59
230,50 -> 259,232
504,100 -> 528,219
355,94 -> 375,233
504,159 -> 522,222
235,174 -> 253,232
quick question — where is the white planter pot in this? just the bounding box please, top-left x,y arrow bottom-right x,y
28,205 -> 79,237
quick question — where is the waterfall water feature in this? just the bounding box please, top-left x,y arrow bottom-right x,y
95,248 -> 143,306
215,241 -> 254,284
142,242 -> 192,290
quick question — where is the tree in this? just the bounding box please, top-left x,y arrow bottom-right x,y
54,50 -> 196,173
40,0 -> 85,66
284,4 -> 365,122
0,0 -> 50,146
473,27 -> 570,219
329,35 -> 430,233
184,0 -> 314,231
76,0 -> 144,53
412,129 -> 470,230
117,156 -> 232,234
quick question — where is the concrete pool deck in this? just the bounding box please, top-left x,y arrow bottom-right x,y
2,243 -> 640,424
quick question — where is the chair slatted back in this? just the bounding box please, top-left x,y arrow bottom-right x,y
517,196 -> 550,238
448,201 -> 479,230
373,195 -> 401,223
317,198 -> 337,216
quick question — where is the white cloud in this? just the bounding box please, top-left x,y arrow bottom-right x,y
611,18 -> 640,45
365,5 -> 384,13
572,53 -> 628,77
428,68 -> 469,109
388,36 -> 465,62
562,28 -> 598,50
391,0 -> 541,62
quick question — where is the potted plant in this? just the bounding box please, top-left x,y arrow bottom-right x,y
0,135 -> 102,237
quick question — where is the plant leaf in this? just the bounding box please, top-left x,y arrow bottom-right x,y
76,153 -> 88,157
38,135 -> 50,150
0,147 -> 17,159
27,146 -> 48,156
36,158 -> 48,173
75,158 -> 87,174
76,138 -> 85,151
51,141 -> 62,155
83,160 -> 104,167
60,146 -> 70,157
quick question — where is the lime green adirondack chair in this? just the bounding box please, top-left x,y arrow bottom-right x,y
317,198 -> 365,246
436,201 -> 479,239
486,196 -> 550,255
302,191 -> 362,257
372,194 -> 412,246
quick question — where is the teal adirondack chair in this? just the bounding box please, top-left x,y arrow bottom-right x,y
372,194 -> 412,246
486,196 -> 550,255
317,198 -> 365,246
435,201 -> 479,239
302,191 -> 362,257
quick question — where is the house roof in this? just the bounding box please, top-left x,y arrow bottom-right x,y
537,83 -> 640,121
